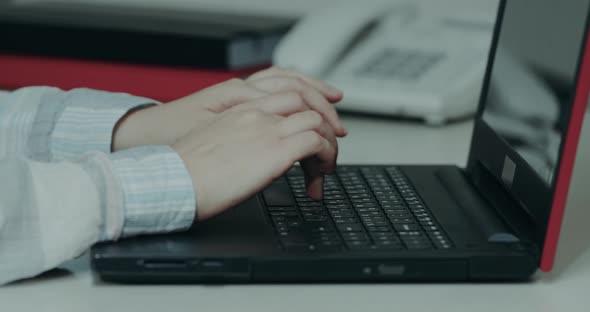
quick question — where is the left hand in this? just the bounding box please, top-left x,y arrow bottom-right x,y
113,67 -> 346,151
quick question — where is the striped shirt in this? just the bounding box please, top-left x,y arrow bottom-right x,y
0,87 -> 195,285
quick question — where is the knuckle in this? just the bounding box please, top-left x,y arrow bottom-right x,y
282,91 -> 305,106
307,111 -> 323,127
284,90 -> 303,100
240,109 -> 264,122
282,76 -> 305,89
308,132 -> 324,149
292,76 -> 307,88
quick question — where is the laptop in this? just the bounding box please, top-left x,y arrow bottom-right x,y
91,0 -> 590,282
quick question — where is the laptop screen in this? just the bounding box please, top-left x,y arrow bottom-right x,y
482,0 -> 590,186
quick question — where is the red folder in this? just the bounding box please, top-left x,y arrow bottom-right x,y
0,54 -> 265,102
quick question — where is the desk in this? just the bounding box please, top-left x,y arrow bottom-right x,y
1,112 -> 590,312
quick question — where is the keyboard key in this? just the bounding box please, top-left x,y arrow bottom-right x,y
304,215 -> 329,222
369,232 -> 399,241
308,224 -> 335,233
341,231 -> 368,238
342,235 -> 369,242
375,240 -> 403,249
389,218 -> 414,224
330,211 -> 355,218
398,231 -> 423,237
337,224 -> 364,232
270,211 -> 298,217
267,206 -> 296,212
388,212 -> 413,219
298,202 -> 323,208
353,203 -> 380,209
300,207 -> 324,214
287,220 -> 303,227
326,204 -> 351,209
275,225 -> 289,232
325,199 -> 347,205
366,226 -> 392,233
333,218 -> 358,224
405,242 -> 432,250
315,242 -> 343,252
433,241 -> 452,249
346,240 -> 372,249
394,223 -> 420,232
296,197 -> 317,203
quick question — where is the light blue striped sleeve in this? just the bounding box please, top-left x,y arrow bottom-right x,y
0,87 -> 159,161
105,145 -> 196,239
38,88 -> 159,161
0,86 -> 158,161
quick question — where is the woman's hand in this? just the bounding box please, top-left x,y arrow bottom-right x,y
172,108 -> 337,221
113,67 -> 346,151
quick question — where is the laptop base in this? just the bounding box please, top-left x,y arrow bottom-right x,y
92,165 -> 539,283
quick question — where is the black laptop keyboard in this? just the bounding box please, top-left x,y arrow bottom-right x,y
263,166 -> 453,252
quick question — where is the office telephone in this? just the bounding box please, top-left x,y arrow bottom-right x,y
273,1 -> 496,125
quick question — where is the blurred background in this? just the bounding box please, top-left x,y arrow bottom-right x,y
5,0 -> 583,75
0,0 -> 588,122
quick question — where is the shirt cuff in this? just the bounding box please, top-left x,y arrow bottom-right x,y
47,88 -> 158,160
108,145 -> 196,238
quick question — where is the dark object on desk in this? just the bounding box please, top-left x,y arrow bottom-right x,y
92,0 -> 590,283
0,53 -> 264,101
0,1 -> 293,69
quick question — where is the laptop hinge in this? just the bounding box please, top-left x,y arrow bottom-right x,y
465,162 -> 541,252
436,167 -> 521,244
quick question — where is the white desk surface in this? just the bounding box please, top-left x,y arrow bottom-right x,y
1,111 -> 590,312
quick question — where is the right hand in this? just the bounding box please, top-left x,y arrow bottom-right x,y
172,108 -> 337,221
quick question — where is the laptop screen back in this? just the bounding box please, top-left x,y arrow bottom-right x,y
470,0 -> 590,270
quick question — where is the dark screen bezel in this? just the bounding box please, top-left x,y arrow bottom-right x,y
467,0 -> 590,248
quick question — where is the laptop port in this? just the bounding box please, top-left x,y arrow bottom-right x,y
139,259 -> 188,269
199,260 -> 225,272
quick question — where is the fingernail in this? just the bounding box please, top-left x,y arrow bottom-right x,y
340,125 -> 348,136
325,83 -> 342,96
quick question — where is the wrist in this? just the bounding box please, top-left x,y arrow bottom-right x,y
112,104 -> 155,152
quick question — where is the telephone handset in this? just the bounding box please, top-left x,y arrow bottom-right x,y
273,1 -> 495,125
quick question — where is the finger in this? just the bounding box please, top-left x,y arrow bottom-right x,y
277,110 -> 324,138
301,87 -> 347,137
298,119 -> 338,174
283,122 -> 338,173
300,158 -> 324,200
278,130 -> 333,168
317,122 -> 338,174
277,110 -> 338,172
278,131 -> 335,200
248,74 -> 342,103
230,91 -> 308,116
170,78 -> 268,112
248,77 -> 347,136
247,67 -> 343,102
